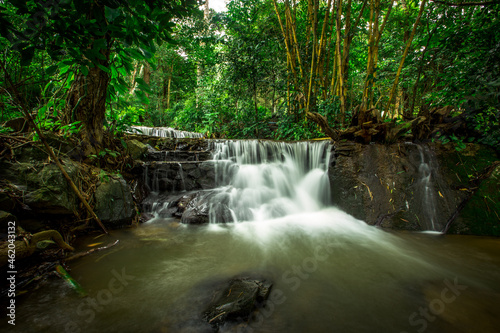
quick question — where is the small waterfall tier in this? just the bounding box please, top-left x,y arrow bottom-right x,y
140,139 -> 333,225
207,140 -> 332,223
130,126 -> 204,138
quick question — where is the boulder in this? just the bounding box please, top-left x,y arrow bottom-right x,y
329,142 -> 499,234
203,278 -> 273,330
127,139 -> 148,160
448,163 -> 500,236
94,176 -> 135,227
23,160 -> 80,215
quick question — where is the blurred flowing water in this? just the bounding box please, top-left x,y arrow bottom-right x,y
6,140 -> 500,333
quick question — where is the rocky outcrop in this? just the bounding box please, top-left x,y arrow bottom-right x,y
0,157 -> 81,215
436,145 -> 500,236
140,161 -> 216,193
135,137 -> 499,235
329,142 -> 499,234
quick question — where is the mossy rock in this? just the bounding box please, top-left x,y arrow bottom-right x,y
451,165 -> 500,236
94,176 -> 135,227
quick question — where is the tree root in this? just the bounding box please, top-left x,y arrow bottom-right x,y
0,230 -> 74,267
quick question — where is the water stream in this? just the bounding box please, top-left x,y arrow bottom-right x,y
130,126 -> 204,138
5,140 -> 500,333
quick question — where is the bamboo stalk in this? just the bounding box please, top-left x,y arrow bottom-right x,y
385,0 -> 428,117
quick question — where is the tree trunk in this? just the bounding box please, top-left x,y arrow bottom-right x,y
65,62 -> 110,148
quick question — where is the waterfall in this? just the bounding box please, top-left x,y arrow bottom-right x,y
415,145 -> 439,231
207,140 -> 332,223
130,125 -> 204,138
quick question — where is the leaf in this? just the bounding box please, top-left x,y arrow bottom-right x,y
96,63 -> 110,73
59,63 -> 71,75
105,6 -> 121,22
80,65 -> 89,76
46,65 -> 58,76
135,78 -> 152,94
135,90 -> 149,105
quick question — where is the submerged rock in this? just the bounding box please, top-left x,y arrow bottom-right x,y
203,278 -> 273,330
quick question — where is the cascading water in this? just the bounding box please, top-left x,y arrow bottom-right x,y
129,125 -> 204,138
207,140 -> 332,223
415,145 -> 440,231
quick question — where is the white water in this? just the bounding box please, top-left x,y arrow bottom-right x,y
130,125 -> 204,138
416,145 -> 439,231
207,140 -> 332,223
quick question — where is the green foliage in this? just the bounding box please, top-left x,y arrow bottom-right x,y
275,114 -> 324,141
1,0 -> 498,144
89,148 -> 121,169
433,131 -> 467,151
106,106 -> 145,135
467,107 -> 500,150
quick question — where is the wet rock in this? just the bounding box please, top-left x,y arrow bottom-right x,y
181,190 -> 234,224
141,161 -> 216,193
203,278 -> 273,330
329,143 -> 460,231
448,161 -> 500,236
94,176 -> 135,227
329,142 -> 499,234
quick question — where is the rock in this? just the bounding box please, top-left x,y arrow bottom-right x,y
23,160 -> 80,215
127,139 -> 148,160
329,143 -> 460,231
203,278 -> 273,330
451,164 -> 500,236
94,176 -> 135,227
181,190 -> 234,224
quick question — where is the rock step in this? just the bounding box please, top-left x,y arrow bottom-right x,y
145,150 -> 212,162
136,161 -> 216,193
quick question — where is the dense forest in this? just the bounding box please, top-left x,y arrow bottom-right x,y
0,0 -> 499,147
2,2 -> 500,332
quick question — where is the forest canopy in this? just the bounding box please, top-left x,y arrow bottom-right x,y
0,0 -> 499,150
